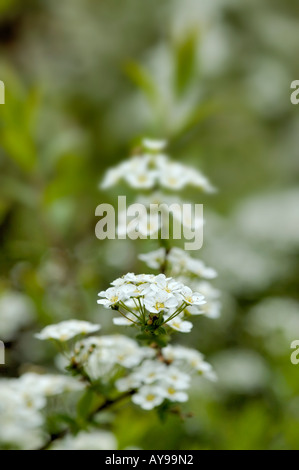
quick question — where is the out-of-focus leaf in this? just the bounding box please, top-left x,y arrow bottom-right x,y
0,78 -> 39,172
174,31 -> 198,96
1,129 -> 37,172
124,61 -> 159,105
77,388 -> 97,423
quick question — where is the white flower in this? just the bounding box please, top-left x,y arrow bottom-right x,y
10,381 -> 46,412
196,362 -> 217,382
139,248 -> 166,269
115,375 -> 141,392
179,286 -> 205,307
124,169 -> 157,189
151,274 -> 183,295
161,345 -> 215,380
187,259 -> 217,279
142,138 -> 167,151
144,291 -> 179,314
163,366 -> 191,390
168,248 -> 217,279
166,316 -> 193,333
160,385 -> 188,403
97,285 -> 135,308
132,385 -> 164,410
132,360 -> 166,385
35,320 -> 100,342
159,162 -> 190,190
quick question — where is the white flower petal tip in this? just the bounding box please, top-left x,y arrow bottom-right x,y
142,138 -> 167,151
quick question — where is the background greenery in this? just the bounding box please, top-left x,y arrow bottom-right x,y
0,0 -> 299,450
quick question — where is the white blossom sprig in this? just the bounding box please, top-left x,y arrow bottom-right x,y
97,273 -> 205,341
100,139 -> 215,193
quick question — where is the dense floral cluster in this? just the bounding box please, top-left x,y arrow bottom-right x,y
97,273 -> 206,334
101,139 -> 215,193
116,347 -> 216,410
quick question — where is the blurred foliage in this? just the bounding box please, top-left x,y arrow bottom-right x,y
0,0 -> 299,450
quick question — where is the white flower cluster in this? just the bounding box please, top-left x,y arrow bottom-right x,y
68,333 -> 215,411
116,345 -> 216,410
97,273 -> 206,333
34,315 -> 216,412
36,320 -> 101,342
71,335 -> 155,381
100,139 -> 215,193
139,247 -> 217,279
0,373 -> 84,449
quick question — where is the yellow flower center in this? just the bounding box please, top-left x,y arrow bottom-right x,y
168,177 -> 178,185
146,394 -> 156,402
167,387 -> 176,395
155,302 -> 165,310
138,174 -> 147,183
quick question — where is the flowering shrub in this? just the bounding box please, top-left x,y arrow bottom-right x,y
0,138 -> 219,450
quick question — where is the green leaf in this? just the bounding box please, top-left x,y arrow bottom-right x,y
174,31 -> 198,96
77,388 -> 97,423
124,61 -> 159,105
157,327 -> 167,335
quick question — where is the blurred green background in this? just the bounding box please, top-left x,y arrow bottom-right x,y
1,0 -> 299,450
